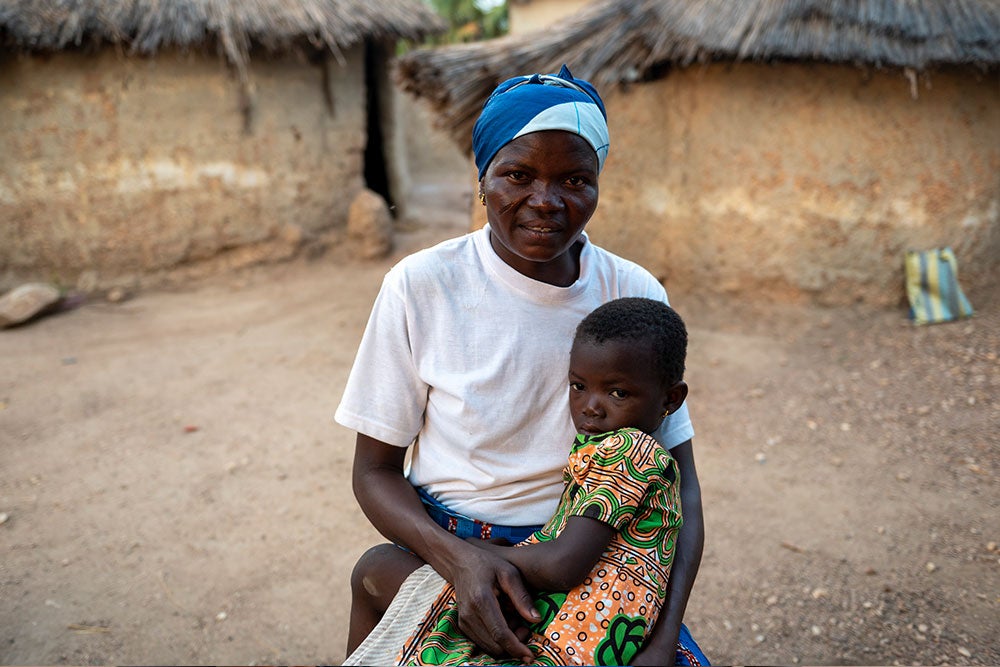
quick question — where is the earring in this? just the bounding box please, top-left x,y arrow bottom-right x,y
662,409 -> 672,417
478,191 -> 486,206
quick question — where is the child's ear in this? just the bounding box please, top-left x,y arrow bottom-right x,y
661,381 -> 688,417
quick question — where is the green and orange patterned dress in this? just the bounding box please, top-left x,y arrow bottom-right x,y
395,427 -> 683,666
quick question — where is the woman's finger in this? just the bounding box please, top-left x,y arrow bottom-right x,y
496,566 -> 542,625
456,575 -> 534,662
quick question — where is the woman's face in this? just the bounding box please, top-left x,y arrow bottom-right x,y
481,131 -> 599,286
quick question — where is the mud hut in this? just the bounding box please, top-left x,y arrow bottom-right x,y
507,0 -> 589,34
0,0 -> 444,291
398,0 -> 1000,305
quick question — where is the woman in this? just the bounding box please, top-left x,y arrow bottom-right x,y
336,66 -> 706,665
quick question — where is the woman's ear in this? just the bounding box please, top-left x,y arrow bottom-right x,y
661,381 -> 688,417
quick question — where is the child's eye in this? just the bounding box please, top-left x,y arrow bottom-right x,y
609,389 -> 628,399
569,381 -> 584,391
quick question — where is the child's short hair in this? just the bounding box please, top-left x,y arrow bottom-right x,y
574,297 -> 687,387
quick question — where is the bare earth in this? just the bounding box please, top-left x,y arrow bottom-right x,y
1,222 -> 997,666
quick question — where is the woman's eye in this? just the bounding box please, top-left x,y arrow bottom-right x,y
609,389 -> 628,399
566,176 -> 586,187
507,170 -> 528,182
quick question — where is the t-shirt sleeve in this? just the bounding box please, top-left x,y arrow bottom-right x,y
334,271 -> 428,447
623,266 -> 695,449
654,401 -> 694,450
570,430 -> 667,531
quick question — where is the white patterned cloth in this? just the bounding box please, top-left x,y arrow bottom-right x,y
342,565 -> 445,666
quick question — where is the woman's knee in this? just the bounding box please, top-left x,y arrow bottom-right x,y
351,543 -> 398,594
350,543 -> 422,610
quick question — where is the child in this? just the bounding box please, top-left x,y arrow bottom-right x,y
347,297 -> 692,666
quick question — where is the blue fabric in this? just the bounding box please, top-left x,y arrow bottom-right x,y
472,64 -> 610,179
905,247 -> 974,325
676,622 -> 710,665
416,486 -> 543,544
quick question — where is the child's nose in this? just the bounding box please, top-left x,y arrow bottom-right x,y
582,395 -> 603,416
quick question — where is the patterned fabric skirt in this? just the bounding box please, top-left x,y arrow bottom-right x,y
343,565 -> 708,666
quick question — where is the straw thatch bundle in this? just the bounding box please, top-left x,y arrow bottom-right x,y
0,0 -> 445,78
397,0 -> 1000,150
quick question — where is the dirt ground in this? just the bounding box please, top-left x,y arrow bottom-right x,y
1,219 -> 997,666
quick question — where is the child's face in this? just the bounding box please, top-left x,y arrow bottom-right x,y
568,338 -> 669,436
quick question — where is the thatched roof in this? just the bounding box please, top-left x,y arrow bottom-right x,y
397,0 -> 1000,150
0,0 -> 445,75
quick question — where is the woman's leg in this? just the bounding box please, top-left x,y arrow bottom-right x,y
347,543 -> 425,653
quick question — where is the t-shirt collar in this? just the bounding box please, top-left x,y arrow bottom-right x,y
476,224 -> 593,302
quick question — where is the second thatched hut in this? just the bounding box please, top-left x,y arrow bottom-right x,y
399,0 -> 1000,305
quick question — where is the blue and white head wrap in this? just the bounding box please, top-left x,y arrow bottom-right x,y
472,65 -> 610,180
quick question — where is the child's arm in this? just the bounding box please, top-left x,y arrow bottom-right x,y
473,515 -> 616,591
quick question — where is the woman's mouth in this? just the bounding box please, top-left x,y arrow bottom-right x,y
521,223 -> 560,234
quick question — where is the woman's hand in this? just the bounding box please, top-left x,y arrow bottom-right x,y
445,542 -> 539,663
353,435 -> 538,661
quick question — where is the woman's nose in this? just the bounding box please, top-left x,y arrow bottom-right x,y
527,181 -> 563,210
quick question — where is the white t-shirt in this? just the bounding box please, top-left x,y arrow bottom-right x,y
335,225 -> 694,525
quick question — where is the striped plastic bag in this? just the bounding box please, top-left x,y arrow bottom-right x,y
905,247 -> 974,325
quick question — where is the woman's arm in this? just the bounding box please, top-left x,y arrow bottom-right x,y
473,516 -> 616,591
631,439 -> 704,666
352,434 -> 539,661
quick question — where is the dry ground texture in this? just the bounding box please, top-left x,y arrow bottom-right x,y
1,222 -> 997,666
